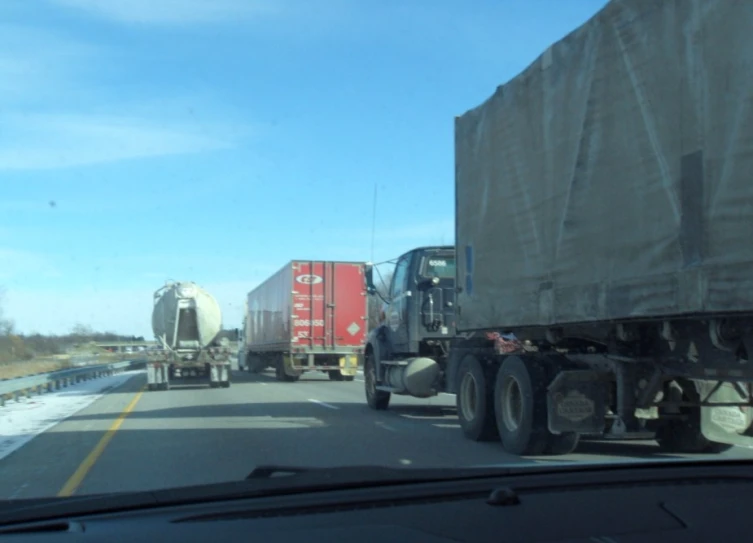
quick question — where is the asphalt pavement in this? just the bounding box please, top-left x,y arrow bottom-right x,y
1,368 -> 752,500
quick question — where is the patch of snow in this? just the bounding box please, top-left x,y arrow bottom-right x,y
0,370 -> 143,461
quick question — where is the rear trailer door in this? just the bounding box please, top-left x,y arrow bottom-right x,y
291,261 -> 326,350
332,262 -> 367,349
291,262 -> 366,352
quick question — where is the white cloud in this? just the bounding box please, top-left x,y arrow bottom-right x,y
0,113 -> 245,170
0,25 -> 97,102
50,0 -> 281,25
0,21 -> 255,171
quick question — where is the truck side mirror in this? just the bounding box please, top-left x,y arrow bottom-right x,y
364,264 -> 377,295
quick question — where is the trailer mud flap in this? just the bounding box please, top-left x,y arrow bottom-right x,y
696,380 -> 753,448
148,363 -> 169,385
339,355 -> 359,377
547,370 -> 607,435
210,364 -> 229,383
282,356 -> 303,378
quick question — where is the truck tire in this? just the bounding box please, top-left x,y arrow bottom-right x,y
655,382 -> 732,454
656,420 -> 732,454
494,356 -> 550,455
456,354 -> 498,441
544,432 -> 580,455
365,351 -> 390,410
148,383 -> 157,392
221,381 -> 231,388
275,364 -> 300,382
328,370 -> 344,381
342,375 -> 355,382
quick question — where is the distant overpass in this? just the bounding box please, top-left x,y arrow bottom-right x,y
94,341 -> 157,352
93,341 -> 238,353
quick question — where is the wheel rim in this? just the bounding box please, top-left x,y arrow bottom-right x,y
459,371 -> 479,422
501,376 -> 523,432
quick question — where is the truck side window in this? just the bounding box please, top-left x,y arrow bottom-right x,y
391,257 -> 409,299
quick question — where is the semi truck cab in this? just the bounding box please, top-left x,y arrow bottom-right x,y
364,246 -> 455,408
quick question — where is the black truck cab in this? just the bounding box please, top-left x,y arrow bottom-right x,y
364,246 -> 456,409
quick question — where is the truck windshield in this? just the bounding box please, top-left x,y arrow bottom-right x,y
421,255 -> 455,279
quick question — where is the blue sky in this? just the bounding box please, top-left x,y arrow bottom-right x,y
0,0 -> 607,337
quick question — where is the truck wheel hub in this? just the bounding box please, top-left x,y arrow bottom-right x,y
460,373 -> 479,422
501,377 -> 523,432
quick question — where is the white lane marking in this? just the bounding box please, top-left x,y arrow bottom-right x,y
308,399 -> 339,410
375,421 -> 398,432
398,458 -> 412,465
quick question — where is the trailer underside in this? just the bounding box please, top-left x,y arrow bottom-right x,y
146,348 -> 231,390
244,349 -> 361,382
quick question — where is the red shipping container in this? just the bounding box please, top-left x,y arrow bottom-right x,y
242,261 -> 367,381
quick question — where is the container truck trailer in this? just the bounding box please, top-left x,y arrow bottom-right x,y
364,0 -> 753,455
146,281 -> 232,390
241,261 -> 367,381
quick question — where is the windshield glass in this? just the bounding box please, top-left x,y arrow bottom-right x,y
2,0 -> 751,508
421,255 -> 455,279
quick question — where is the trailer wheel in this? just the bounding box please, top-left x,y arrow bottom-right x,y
342,375 -> 355,382
276,365 -> 300,382
494,356 -> 550,455
148,384 -> 157,392
456,354 -> 498,441
544,432 -> 580,455
365,350 -> 390,410
221,381 -> 231,388
328,370 -> 344,381
656,382 -> 732,454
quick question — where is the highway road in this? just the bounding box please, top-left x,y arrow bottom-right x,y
1,369 -> 753,500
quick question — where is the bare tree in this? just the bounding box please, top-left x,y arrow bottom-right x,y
0,286 -> 14,336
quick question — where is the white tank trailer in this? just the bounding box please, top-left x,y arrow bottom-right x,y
146,281 -> 232,390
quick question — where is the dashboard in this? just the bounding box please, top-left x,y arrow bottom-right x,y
0,462 -> 751,542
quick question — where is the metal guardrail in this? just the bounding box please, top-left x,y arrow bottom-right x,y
0,360 -> 145,407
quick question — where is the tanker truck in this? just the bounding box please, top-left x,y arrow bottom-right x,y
145,281 -> 232,390
364,0 -> 753,456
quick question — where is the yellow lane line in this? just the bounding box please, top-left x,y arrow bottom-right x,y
57,385 -> 146,497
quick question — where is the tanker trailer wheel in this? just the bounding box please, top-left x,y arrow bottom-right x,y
655,381 -> 733,454
494,356 -> 551,455
328,370 -> 344,381
365,350 -> 390,410
456,354 -> 498,441
275,362 -> 300,382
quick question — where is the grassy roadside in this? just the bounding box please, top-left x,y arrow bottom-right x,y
0,353 -> 128,380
